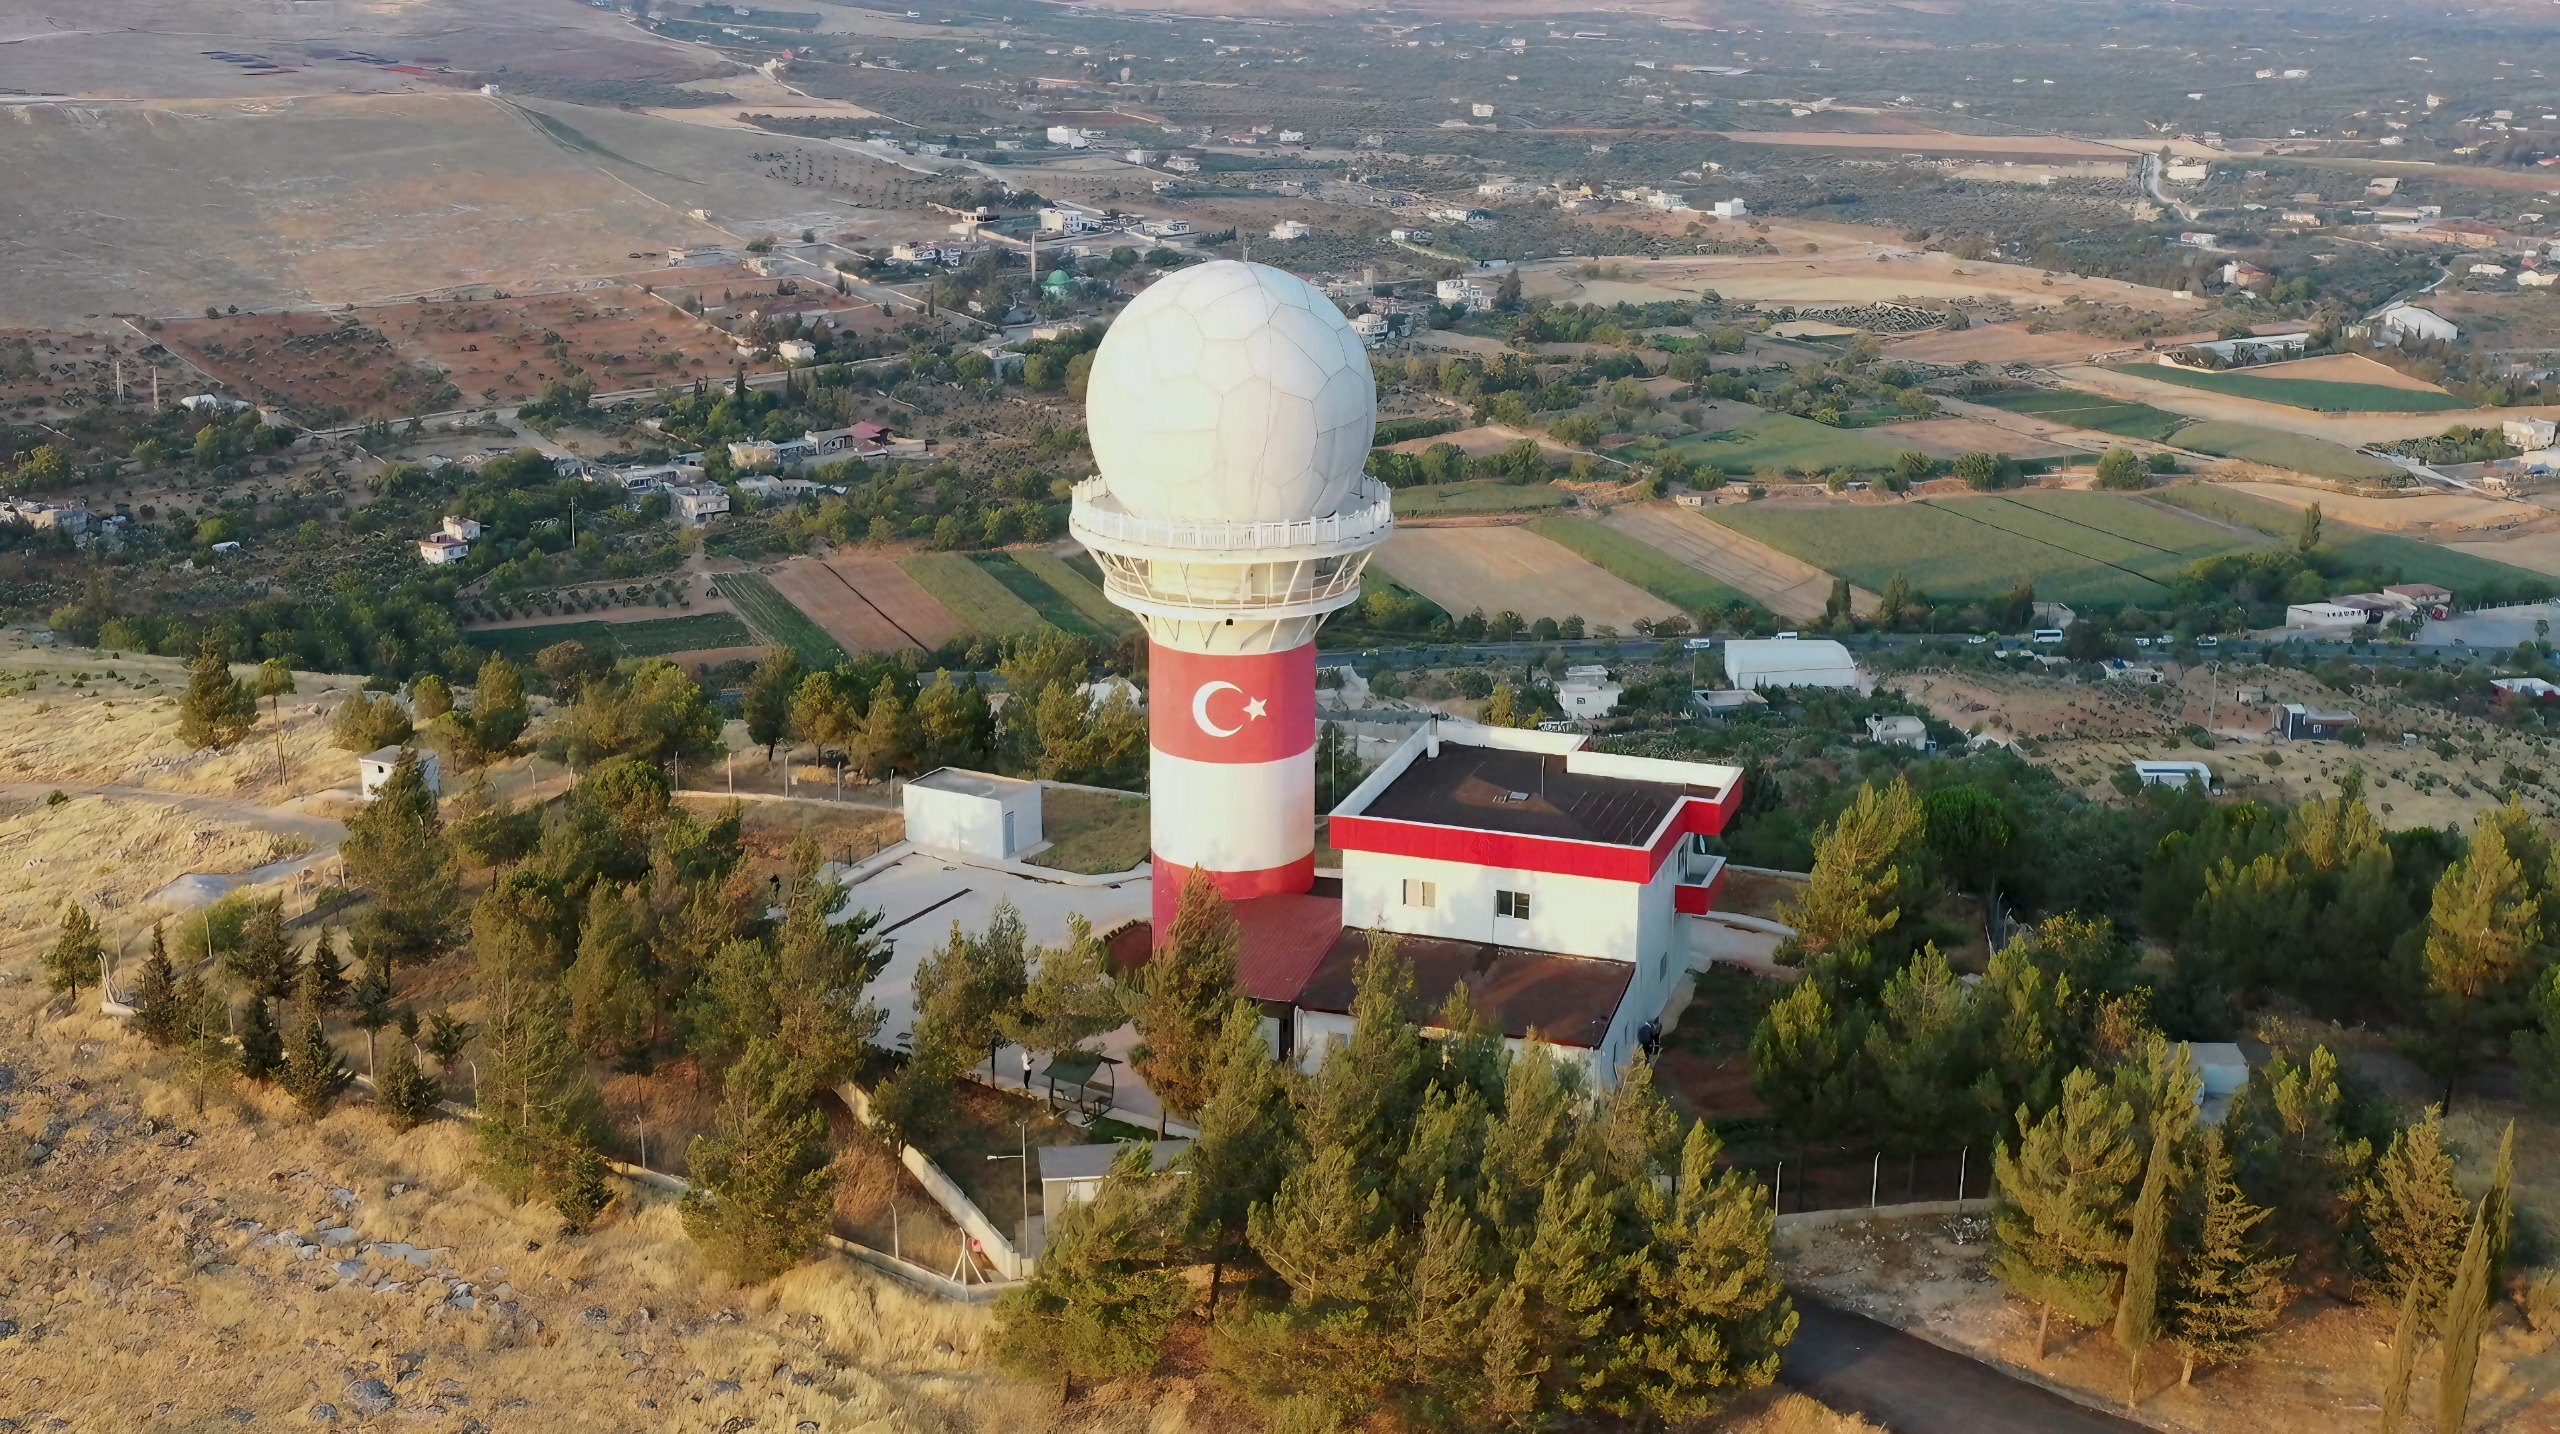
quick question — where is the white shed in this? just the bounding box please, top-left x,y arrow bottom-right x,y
1723,638 -> 1863,692
2132,760 -> 2214,790
903,768 -> 1043,863
359,745 -> 440,800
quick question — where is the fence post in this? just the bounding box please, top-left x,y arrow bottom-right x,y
1957,1147 -> 1968,1202
1870,1153 -> 1880,1209
1772,1161 -> 1783,1213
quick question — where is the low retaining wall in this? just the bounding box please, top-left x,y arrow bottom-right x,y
836,1080 -> 1034,1280
1776,1197 -> 1993,1233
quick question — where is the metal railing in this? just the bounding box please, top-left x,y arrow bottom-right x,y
1071,475 -> 1394,553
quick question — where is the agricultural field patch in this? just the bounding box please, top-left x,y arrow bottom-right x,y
2237,352 -> 2454,394
1879,417 -> 2083,462
2116,363 -> 2470,414
1372,527 -> 1679,629
153,311 -> 461,424
0,330 -> 195,419
372,287 -> 757,404
1965,388 -> 2189,442
1661,413 -> 1909,476
2154,484 -> 2556,595
1008,548 -> 1137,636
1525,517 -> 1757,613
1885,321 -> 2107,367
1389,480 -> 1573,518
1600,505 -> 1870,622
968,553 -> 1107,639
2171,422 -> 2404,482
1706,491 -> 2250,607
466,611 -> 755,662
900,553 -> 1049,639
711,570 -> 848,669
762,556 -> 949,653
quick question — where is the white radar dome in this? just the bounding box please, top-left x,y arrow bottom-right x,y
1084,260 -> 1375,525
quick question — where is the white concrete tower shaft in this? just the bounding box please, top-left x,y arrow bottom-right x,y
1068,261 -> 1391,929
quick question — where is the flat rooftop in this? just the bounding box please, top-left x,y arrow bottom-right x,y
1354,744 -> 1705,847
1297,928 -> 1633,1049
909,767 -> 1036,800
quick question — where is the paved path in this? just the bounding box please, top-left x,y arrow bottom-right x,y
0,781 -> 345,850
1781,1298 -> 2148,1434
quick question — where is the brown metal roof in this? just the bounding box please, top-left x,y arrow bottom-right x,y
1230,890 -> 1344,1005
1296,927 -> 1633,1049
1356,744 -> 1705,847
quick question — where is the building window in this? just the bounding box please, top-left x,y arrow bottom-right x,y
1496,889 -> 1531,921
1402,878 -> 1436,909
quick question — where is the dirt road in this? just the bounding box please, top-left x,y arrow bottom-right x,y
1783,1299 -> 2147,1434
1602,505 -> 1877,621
0,781 -> 345,851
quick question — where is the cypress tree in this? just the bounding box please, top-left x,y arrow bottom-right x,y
340,752 -> 457,961
680,1039 -> 834,1282
2114,1106 -> 2180,1403
300,928 -> 350,1011
1128,870 -> 1240,1128
374,1039 -> 446,1132
133,924 -> 185,1047
347,955 -> 396,1077
235,996 -> 286,1082
1184,1000 -> 1296,1311
179,971 -> 233,1114
45,902 -> 103,996
2435,1124 -> 2515,1434
2354,1107 -> 2469,1311
177,637 -> 255,750
1992,1067 -> 2140,1360
281,1005 -> 355,1118
2376,1273 -> 2425,1434
2167,1129 -> 2290,1387
225,896 -> 297,1001
552,1139 -> 613,1234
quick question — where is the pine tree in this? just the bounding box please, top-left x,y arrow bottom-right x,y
1992,1067 -> 2140,1360
2353,1107 -> 2469,1310
2435,1124 -> 2515,1434
44,902 -> 103,996
2422,815 -> 2542,1097
347,955 -> 396,1077
566,882 -> 654,1065
461,652 -> 529,761
2512,965 -> 2560,1114
423,1011 -> 472,1072
300,928 -> 350,1011
374,1039 -> 446,1132
1407,1187 -> 1501,1421
1776,776 -> 1927,962
133,923 -> 185,1046
991,1145 -> 1190,1396
1129,870 -> 1240,1127
742,647 -> 802,758
1623,1120 -> 1796,1423
552,1138 -> 613,1234
224,896 -> 298,1001
235,996 -> 286,1082
281,1004 -> 355,1118
474,878 -> 591,1204
177,637 -> 255,750
179,972 -> 233,1113
680,1039 -> 834,1282
2228,1044 -> 2369,1269
340,751 -> 457,961
854,684 -> 921,779
2166,1130 -> 2290,1387
1184,1000 -> 1296,1311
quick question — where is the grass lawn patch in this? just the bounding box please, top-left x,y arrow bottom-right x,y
1008,548 -> 1138,636
1391,479 -> 1573,517
1707,490 -> 2251,606
969,552 -> 1107,639
467,612 -> 758,663
1967,387 -> 2188,441
2111,363 -> 2469,413
1663,413 -> 1908,476
900,553 -> 1050,639
2172,421 -> 2403,482
709,572 -> 848,669
1025,786 -> 1149,875
1527,516 -> 1756,611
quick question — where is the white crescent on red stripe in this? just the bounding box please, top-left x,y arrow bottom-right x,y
1191,680 -> 1245,738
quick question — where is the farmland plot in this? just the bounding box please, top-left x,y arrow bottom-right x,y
1372,528 -> 1679,628
1601,505 -> 1876,621
901,554 -> 1049,639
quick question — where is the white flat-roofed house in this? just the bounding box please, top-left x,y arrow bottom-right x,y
1711,198 -> 1749,219
667,484 -> 730,525
1723,638 -> 1864,691
6,501 -> 90,535
1350,312 -> 1391,347
1864,714 -> 1928,749
1557,671 -> 1622,719
1040,207 -> 1097,235
889,242 -> 946,264
775,340 -> 818,363
440,515 -> 481,542
2274,703 -> 2358,741
417,532 -> 469,565
903,768 -> 1043,864
1317,723 -> 1746,1088
1435,277 -> 1494,311
359,746 -> 439,799
727,439 -> 783,472
2507,418 -> 2560,450
1045,126 -> 1092,148
2133,760 -> 2215,790
1269,219 -> 1312,241
1163,154 -> 1200,174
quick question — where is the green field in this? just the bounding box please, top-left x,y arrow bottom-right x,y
1009,548 -> 1138,635
2112,363 -> 2468,414
466,611 -> 759,664
1663,413 -> 1909,475
710,572 -> 849,670
1967,388 -> 2189,442
1526,517 -> 1756,612
902,553 -> 1049,638
1391,479 -> 1574,517
970,553 -> 1112,639
2153,484 -> 2556,595
1706,491 -> 2252,606
2170,422 -> 2404,482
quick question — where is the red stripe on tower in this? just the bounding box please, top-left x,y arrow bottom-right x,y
1148,640 -> 1319,929
1146,643 -> 1316,764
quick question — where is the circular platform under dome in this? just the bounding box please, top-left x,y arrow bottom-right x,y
1083,260 -> 1376,526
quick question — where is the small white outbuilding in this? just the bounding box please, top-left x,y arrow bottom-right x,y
359,746 -> 440,800
903,768 -> 1043,864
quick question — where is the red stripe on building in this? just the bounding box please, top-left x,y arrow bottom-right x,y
1332,786 -> 1745,885
1152,852 -> 1317,929
1147,641 -> 1316,765
1674,864 -> 1729,915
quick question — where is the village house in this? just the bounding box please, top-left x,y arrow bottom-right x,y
667,484 -> 731,525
